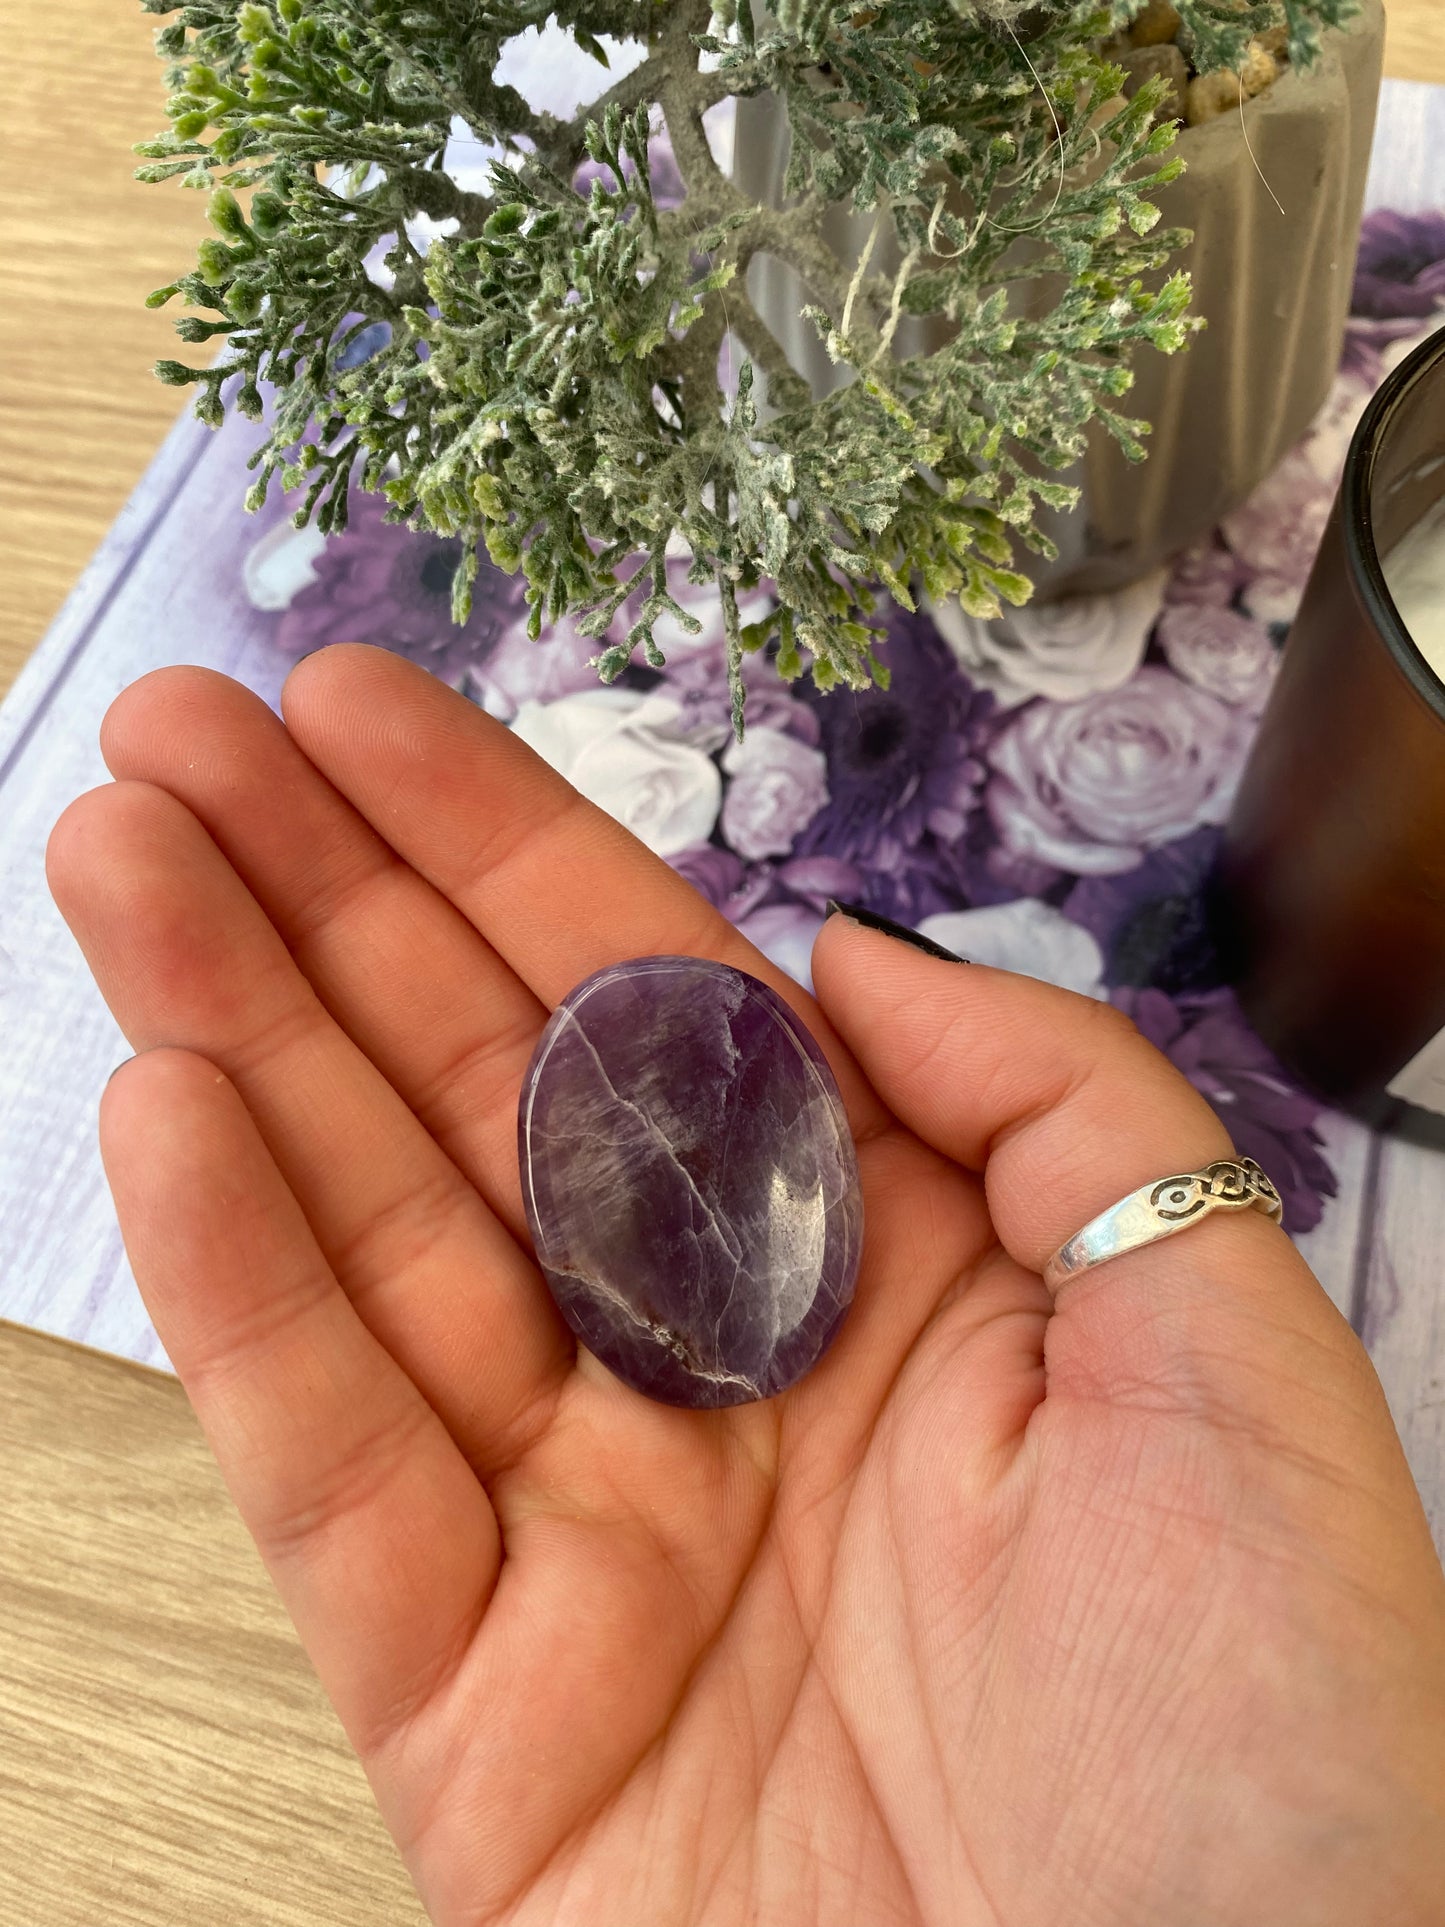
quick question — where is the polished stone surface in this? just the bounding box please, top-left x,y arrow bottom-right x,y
518,956 -> 863,1406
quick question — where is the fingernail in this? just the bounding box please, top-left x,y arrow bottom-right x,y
823,899 -> 970,964
105,1054 -> 134,1086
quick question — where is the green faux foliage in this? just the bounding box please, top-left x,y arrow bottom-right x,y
138,0 -> 1353,733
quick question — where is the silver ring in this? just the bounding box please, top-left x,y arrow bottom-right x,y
1042,1156 -> 1283,1291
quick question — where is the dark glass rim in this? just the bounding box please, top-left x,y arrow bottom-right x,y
1341,318 -> 1445,723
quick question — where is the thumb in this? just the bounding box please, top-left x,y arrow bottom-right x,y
810,909 -> 1385,1450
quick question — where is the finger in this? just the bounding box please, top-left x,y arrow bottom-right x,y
99,666 -> 554,1248
279,644 -> 889,1137
47,780 -> 570,1475
99,1047 -> 497,1760
810,917 -> 1360,1420
814,916 -> 1234,1264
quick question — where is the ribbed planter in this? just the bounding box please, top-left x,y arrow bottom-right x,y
733,0 -> 1385,600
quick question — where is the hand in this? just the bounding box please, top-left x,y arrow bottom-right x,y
49,647 -> 1445,1927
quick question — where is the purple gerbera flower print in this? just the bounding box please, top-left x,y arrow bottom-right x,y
276,491 -> 526,682
1351,210 -> 1445,320
1065,827 -> 1225,993
793,613 -> 995,872
1113,987 -> 1338,1235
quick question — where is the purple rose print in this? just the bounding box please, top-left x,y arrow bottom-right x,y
986,666 -> 1250,877
1218,443 -> 1338,611
929,569 -> 1166,708
509,688 -> 721,857
1352,210 -> 1445,321
1164,540 -> 1247,610
1219,360 -> 1380,624
720,725 -> 830,861
793,615 -> 995,872
460,615 -> 617,719
275,491 -> 527,681
1114,987 -> 1338,1235
1157,605 -> 1278,713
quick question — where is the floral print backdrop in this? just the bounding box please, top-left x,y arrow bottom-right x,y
242,211 -> 1445,1238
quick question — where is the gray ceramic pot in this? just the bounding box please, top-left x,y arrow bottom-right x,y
732,0 -> 1385,599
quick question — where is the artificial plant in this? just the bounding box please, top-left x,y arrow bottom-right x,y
138,0 -> 1354,731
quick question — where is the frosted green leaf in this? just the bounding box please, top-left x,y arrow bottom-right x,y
134,0 -> 1352,734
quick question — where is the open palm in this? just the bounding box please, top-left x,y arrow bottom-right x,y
49,647 -> 1445,1926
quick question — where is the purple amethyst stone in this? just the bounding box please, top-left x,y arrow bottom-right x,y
518,956 -> 863,1407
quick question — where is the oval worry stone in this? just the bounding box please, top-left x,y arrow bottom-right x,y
519,955 -> 863,1407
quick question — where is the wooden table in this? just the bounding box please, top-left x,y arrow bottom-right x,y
1,5 -> 1442,1921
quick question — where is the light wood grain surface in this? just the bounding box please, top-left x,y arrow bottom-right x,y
1385,0 -> 1445,89
1,5 -> 1442,1923
0,1326 -> 424,1926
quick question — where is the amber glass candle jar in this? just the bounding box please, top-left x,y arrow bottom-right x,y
1215,322 -> 1445,1118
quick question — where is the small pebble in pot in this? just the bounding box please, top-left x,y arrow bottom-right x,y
1130,0 -> 1182,49
1240,39 -> 1281,98
1186,69 -> 1243,125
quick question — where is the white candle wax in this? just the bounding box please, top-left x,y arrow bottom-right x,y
1382,494 -> 1445,684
